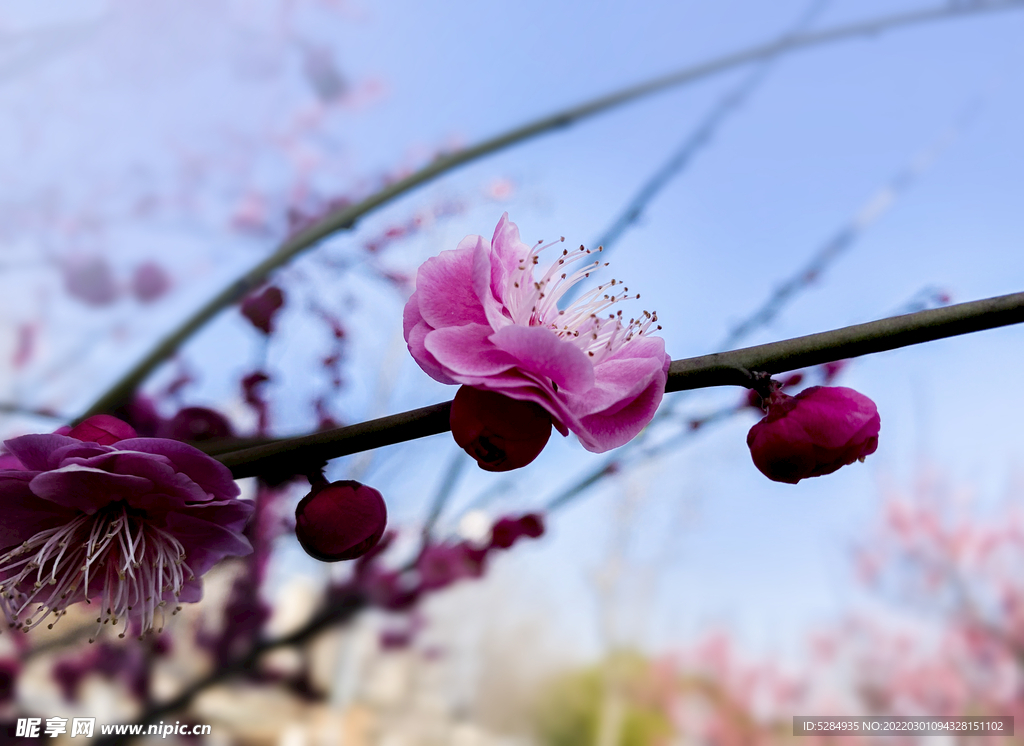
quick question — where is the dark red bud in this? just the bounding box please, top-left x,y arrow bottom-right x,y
241,286 -> 285,334
746,386 -> 880,484
490,513 -> 545,550
161,407 -> 234,442
449,386 -> 552,472
295,480 -> 387,562
67,415 -> 138,445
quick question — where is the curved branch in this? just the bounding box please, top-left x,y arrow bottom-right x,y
216,291 -> 1024,480
76,0 -> 1024,423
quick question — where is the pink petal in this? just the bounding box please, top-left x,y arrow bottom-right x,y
3,434 -> 104,472
67,414 -> 138,445
489,213 -> 532,301
472,237 -> 513,331
63,451 -> 210,504
405,317 -> 458,385
578,337 -> 669,416
0,473 -> 79,548
163,510 -> 253,577
414,240 -> 489,329
489,324 -> 595,393
29,466 -> 155,513
563,337 -> 669,452
576,373 -> 666,452
424,324 -> 518,377
114,438 -> 240,501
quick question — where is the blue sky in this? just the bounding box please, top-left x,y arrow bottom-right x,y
1,0 -> 1022,661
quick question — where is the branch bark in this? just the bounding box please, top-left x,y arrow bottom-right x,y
216,291 -> 1024,480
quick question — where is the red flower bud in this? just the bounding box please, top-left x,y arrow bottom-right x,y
746,386 -> 880,484
489,513 -> 545,550
161,407 -> 234,442
67,415 -> 138,445
295,480 -> 387,562
449,386 -> 552,472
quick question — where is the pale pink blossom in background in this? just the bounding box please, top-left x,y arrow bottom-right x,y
61,255 -> 119,307
130,261 -> 172,303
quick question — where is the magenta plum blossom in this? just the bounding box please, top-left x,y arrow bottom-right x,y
404,213 -> 670,453
0,416 -> 252,637
746,386 -> 880,484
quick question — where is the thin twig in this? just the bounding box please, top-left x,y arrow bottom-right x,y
75,0 -> 1024,423
563,0 -> 832,305
216,291 -> 1024,480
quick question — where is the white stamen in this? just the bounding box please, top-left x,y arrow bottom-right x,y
0,504 -> 188,637
502,241 -> 659,365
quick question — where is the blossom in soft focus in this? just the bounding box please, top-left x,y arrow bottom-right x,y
241,285 -> 286,334
404,213 -> 670,453
131,261 -> 172,303
489,512 -> 545,550
746,386 -> 880,484
62,256 -> 119,307
450,385 -> 552,471
295,480 -> 387,562
416,542 -> 488,591
0,416 -> 252,637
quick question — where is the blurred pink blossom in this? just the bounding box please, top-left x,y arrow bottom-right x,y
62,256 -> 119,307
131,261 -> 172,303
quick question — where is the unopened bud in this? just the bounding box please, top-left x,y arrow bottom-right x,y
449,386 -> 552,472
295,480 -> 387,562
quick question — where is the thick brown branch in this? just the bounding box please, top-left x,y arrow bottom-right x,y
217,291 -> 1024,480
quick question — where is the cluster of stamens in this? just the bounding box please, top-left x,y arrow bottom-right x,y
0,503 -> 192,641
506,239 -> 662,365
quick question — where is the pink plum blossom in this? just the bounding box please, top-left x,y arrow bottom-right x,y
746,386 -> 880,484
0,416 -> 252,638
404,213 -> 670,453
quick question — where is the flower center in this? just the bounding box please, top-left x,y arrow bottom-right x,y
0,503 -> 194,640
505,240 -> 662,364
